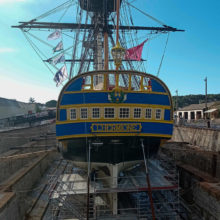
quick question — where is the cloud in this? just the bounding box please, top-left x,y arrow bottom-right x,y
0,0 -> 26,3
0,48 -> 16,53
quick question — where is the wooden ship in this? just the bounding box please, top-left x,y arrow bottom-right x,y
12,1 -> 184,218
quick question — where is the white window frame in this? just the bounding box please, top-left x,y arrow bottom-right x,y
80,108 -> 88,119
70,108 -> 77,120
119,107 -> 130,119
82,76 -> 92,90
92,107 -> 100,119
104,107 -> 115,119
131,75 -> 141,91
133,108 -> 141,119
155,109 -> 162,120
145,108 -> 152,119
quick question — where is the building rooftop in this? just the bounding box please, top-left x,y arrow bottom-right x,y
178,102 -> 215,111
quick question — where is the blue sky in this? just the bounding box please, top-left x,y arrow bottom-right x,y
0,0 -> 219,103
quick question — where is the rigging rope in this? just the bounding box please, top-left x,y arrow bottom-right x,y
125,1 -> 167,26
22,30 -> 63,85
156,33 -> 170,77
58,2 -> 72,23
20,1 -> 77,83
120,2 -> 147,73
23,31 -> 47,61
78,10 -> 90,74
33,0 -> 75,21
69,5 -> 82,79
26,32 -> 54,48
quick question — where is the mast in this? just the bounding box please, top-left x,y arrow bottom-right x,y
104,0 -> 109,70
11,0 -> 185,79
116,0 -> 120,43
97,27 -> 103,70
104,32 -> 109,70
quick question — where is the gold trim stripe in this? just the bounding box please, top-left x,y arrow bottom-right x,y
56,119 -> 173,125
63,90 -> 168,95
59,103 -> 171,109
56,133 -> 172,140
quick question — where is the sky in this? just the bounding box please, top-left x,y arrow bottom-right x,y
0,0 -> 219,104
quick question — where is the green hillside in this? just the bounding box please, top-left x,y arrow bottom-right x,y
172,94 -> 220,109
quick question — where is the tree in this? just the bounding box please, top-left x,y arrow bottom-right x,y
172,94 -> 220,108
29,97 -> 35,103
46,100 -> 57,107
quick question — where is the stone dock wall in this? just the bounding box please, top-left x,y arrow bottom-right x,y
0,151 -> 57,220
172,125 -> 220,152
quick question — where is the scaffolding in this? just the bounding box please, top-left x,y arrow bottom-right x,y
47,153 -> 183,220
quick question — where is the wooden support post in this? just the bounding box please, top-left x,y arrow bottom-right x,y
112,164 -> 118,215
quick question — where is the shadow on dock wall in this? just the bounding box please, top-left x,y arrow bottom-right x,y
172,125 -> 220,152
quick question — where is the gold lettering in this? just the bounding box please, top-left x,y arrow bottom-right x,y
108,125 -> 113,132
91,123 -> 142,133
131,125 -> 136,132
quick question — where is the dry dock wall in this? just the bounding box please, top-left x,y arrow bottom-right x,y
160,142 -> 220,220
0,154 -> 37,185
172,125 -> 220,152
194,182 -> 220,220
0,151 -> 57,220
0,123 -> 55,154
160,142 -> 220,179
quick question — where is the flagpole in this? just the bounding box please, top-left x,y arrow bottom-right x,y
205,77 -> 207,109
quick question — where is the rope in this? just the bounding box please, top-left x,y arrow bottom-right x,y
125,0 -> 167,26
26,32 -> 54,48
25,31 -> 70,86
78,10 -> 90,74
33,0 -> 75,21
22,30 -> 56,74
58,2 -> 72,23
23,32 -> 47,60
49,46 -> 73,60
156,32 -> 170,77
22,30 -> 65,86
69,5 -> 83,79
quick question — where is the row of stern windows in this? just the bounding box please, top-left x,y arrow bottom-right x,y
60,107 -> 165,121
81,74 -> 152,91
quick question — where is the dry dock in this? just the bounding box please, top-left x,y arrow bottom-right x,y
0,123 -> 220,219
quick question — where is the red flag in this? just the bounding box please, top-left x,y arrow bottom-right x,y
125,39 -> 148,61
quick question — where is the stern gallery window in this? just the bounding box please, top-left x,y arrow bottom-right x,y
119,108 -> 129,118
105,108 -> 115,118
134,108 -> 141,118
70,108 -> 76,120
81,108 -> 88,119
145,108 -> 152,119
92,108 -> 100,118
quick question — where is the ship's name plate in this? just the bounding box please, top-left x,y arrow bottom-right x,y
91,123 -> 142,133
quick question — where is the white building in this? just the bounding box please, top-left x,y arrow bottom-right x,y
176,102 -> 215,121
